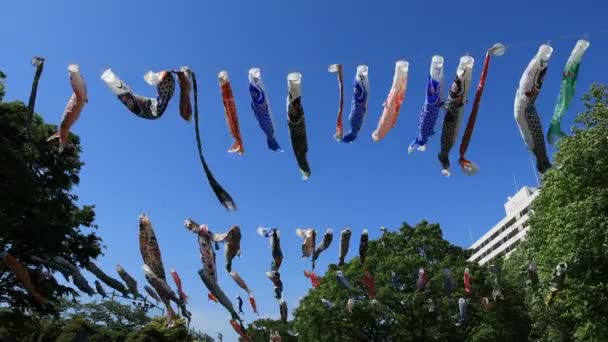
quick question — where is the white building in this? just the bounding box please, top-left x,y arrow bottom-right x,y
468,186 -> 539,265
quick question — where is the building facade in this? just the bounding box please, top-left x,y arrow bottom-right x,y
468,186 -> 539,266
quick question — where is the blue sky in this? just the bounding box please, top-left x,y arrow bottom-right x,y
2,0 -> 607,339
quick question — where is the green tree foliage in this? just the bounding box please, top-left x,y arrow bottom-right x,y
289,221 -> 530,341
245,318 -> 298,341
0,73 -> 103,312
504,84 -> 608,341
126,316 -> 192,342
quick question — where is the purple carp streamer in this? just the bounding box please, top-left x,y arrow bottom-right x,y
144,285 -> 161,303
138,214 -> 166,281
116,265 -> 141,299
86,262 -> 130,297
409,57 -> 445,154
328,64 -> 344,141
286,72 -> 311,179
249,67 -> 282,151
47,64 -> 88,153
258,228 -> 283,272
458,43 -> 506,175
296,228 -> 316,259
514,44 -> 553,174
213,225 -> 241,273
51,256 -> 95,296
321,298 -> 335,309
359,230 -> 369,265
417,268 -> 429,290
343,65 -> 370,143
237,295 -> 244,314
438,56 -> 475,177
1,252 -> 47,308
312,229 -> 333,270
546,262 -> 567,306
338,228 -> 352,266
372,60 -> 409,141
101,69 -> 175,120
548,40 -> 590,145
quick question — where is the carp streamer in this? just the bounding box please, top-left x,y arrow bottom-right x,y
372,60 -> 409,142
249,67 -> 281,151
219,71 -> 244,154
547,39 -> 590,145
47,64 -> 88,153
458,43 -> 506,175
409,56 -> 444,154
514,44 -> 553,174
343,65 -> 370,143
287,72 -> 311,179
328,64 -> 345,141
27,57 -> 45,130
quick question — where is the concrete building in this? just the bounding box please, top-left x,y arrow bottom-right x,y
468,186 -> 539,265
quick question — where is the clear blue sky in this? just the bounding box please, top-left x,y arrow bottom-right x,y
2,0 -> 607,338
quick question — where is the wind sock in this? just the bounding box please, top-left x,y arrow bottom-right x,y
51,256 -> 95,296
248,68 -> 281,151
458,298 -> 467,324
303,270 -> 321,289
372,60 -> 409,141
438,56 -> 475,177
94,280 -> 107,298
312,229 -> 333,270
249,294 -> 258,315
328,64 -> 344,141
464,268 -> 471,294
101,69 -> 174,120
170,269 -> 188,303
279,299 -> 288,322
230,320 -> 249,341
545,262 -> 568,306
191,71 -> 238,211
208,293 -> 219,303
343,65 -> 370,143
409,56 -> 445,154
1,252 -> 47,307
359,230 -> 369,265
138,214 -> 166,281
336,271 -> 354,290
286,72 -> 311,179
47,64 -> 88,153
443,268 -> 455,296
266,271 -> 283,300
198,269 -> 240,321
184,219 -> 217,282
548,40 -> 590,144
30,256 -> 71,282
346,298 -> 355,313
86,262 -> 130,297
213,225 -> 241,273
144,264 -> 190,326
417,268 -> 429,290
338,228 -> 352,266
362,271 -> 376,299
116,265 -> 140,299
296,228 -> 316,259
218,71 -> 244,154
321,298 -> 335,309
258,227 -> 283,271
514,44 -> 553,174
27,57 -> 45,129
458,43 -> 506,174
489,264 -> 504,301
237,295 -> 244,314
144,285 -> 161,303
526,261 -> 539,286
229,271 -> 252,294
176,67 -> 193,121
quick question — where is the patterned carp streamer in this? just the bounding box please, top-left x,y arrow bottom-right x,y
286,72 -> 311,179
514,44 -> 553,174
94,280 -> 107,298
303,270 -> 321,288
409,56 -> 445,154
463,267 -> 472,294
457,298 -> 467,324
229,319 -> 249,340
372,60 -> 409,141
229,271 -> 252,294
213,225 -> 241,273
279,299 -> 288,322
198,269 -> 241,321
548,40 -> 590,145
336,271 -> 354,290
343,65 -> 370,143
100,69 -> 175,120
417,268 -> 429,290
359,229 -> 369,265
116,265 -> 141,299
296,228 -> 316,259
546,262 -> 568,306
144,285 -> 161,303
249,295 -> 259,315
47,64 -> 88,153
312,229 -> 333,270
170,269 -> 188,303
248,68 -> 281,151
1,252 -> 47,307
218,71 -> 244,154
458,43 -> 506,175
266,271 -> 284,300
338,228 -> 352,266
86,262 -> 130,297
257,227 -> 283,271
185,219 -> 219,301
143,264 -> 188,326
328,64 -> 345,141
362,271 -> 376,299
52,256 -> 95,296
438,56 -> 475,177
176,67 -> 192,122
138,214 -> 166,281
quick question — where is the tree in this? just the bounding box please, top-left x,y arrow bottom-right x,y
126,316 -> 193,342
245,318 -> 298,342
290,221 -> 530,341
504,84 -> 608,341
0,72 -> 103,312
